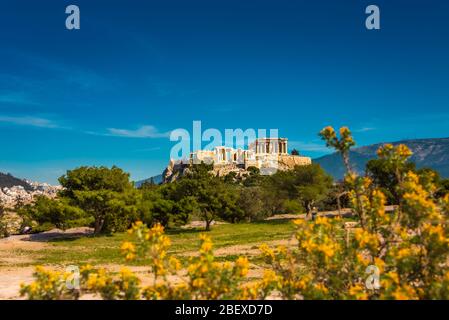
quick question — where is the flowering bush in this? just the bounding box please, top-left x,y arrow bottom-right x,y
241,128 -> 449,300
20,266 -> 79,300
122,222 -> 250,300
81,266 -> 141,300
21,223 -> 250,300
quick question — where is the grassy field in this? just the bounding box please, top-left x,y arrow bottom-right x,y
8,219 -> 297,268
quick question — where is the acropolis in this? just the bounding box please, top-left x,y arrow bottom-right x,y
163,138 -> 312,182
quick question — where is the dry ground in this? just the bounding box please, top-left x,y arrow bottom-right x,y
0,209 -> 362,299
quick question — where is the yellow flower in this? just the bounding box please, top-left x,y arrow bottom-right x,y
356,253 -> 370,266
396,144 -> 413,158
314,283 -> 328,294
354,229 -> 379,251
317,243 -> 335,258
235,257 -> 249,277
315,216 -> 330,226
192,278 -> 205,288
200,264 -> 209,274
349,284 -> 368,300
121,241 -> 135,252
201,241 -> 212,252
262,270 -> 278,285
391,285 -> 418,300
293,219 -> 305,226
168,256 -> 182,271
374,257 -> 385,273
422,223 -> 447,244
259,243 -> 275,261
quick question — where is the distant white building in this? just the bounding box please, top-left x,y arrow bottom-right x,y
189,137 -> 311,172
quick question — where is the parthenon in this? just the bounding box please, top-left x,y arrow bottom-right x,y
252,138 -> 288,155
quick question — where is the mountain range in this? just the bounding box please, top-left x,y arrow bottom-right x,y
314,137 -> 449,179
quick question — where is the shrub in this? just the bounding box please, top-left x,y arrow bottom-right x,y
21,222 -> 251,300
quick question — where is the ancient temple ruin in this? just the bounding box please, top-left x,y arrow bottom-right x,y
190,138 -> 311,169
163,138 -> 312,182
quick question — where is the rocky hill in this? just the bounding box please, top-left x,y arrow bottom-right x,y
314,138 -> 449,179
0,172 -> 32,191
0,172 -> 61,207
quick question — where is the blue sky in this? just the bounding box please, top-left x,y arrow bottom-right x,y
1,0 -> 449,184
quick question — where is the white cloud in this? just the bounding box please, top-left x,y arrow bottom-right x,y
0,115 -> 60,128
106,125 -> 169,138
354,127 -> 376,133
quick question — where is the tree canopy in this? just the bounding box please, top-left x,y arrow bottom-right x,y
58,166 -> 138,234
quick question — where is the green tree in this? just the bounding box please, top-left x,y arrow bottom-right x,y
266,164 -> 333,216
242,166 -> 264,187
291,149 -> 300,156
176,163 -> 239,230
223,171 -> 238,184
293,164 -> 333,216
58,166 -> 138,234
236,186 -> 270,222
18,196 -> 88,231
138,185 -> 192,228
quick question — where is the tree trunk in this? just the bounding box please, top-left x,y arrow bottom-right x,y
306,202 -> 313,219
337,191 -> 348,218
205,219 -> 212,231
94,218 -> 104,234
337,195 -> 342,216
342,152 -> 352,174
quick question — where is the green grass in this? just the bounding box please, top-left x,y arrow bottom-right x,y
10,219 -> 297,267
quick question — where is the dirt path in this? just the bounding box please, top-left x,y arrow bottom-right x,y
0,228 -> 94,299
